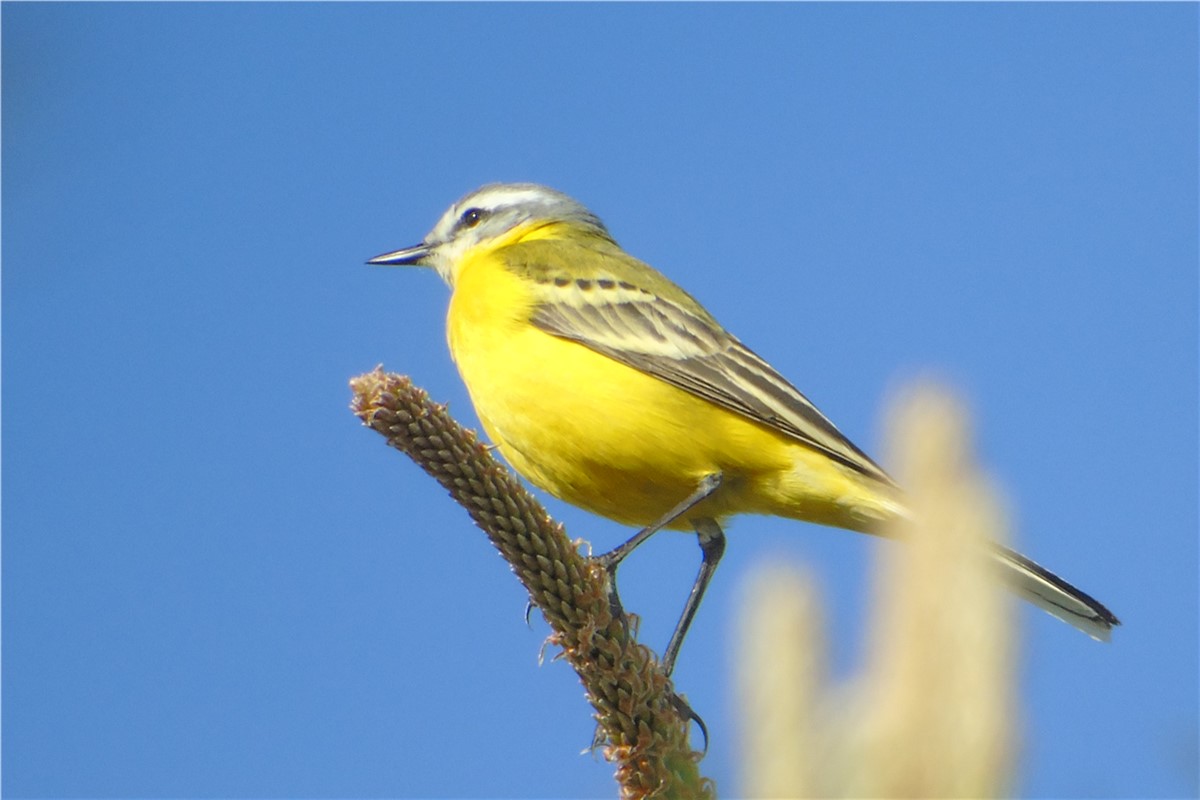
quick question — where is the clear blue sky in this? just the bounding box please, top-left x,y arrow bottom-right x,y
4,4 -> 1196,798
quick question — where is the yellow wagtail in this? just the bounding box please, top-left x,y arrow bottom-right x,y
369,183 -> 1119,674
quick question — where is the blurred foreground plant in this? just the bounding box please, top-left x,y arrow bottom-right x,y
737,383 -> 1017,798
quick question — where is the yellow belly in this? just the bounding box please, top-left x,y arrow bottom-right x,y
445,253 -> 899,532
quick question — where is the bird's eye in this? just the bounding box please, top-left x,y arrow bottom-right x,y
459,208 -> 484,229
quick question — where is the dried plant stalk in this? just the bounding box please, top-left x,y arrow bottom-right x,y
738,382 -> 1016,798
350,367 -> 712,800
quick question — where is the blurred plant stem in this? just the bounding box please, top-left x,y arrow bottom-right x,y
738,382 -> 1017,798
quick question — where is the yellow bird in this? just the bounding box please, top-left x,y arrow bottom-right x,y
370,183 -> 1118,674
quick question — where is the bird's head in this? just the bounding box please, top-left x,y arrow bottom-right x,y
368,183 -> 609,285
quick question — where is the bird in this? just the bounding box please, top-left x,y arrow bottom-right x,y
369,182 -> 1119,675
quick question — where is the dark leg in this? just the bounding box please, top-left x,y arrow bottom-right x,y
595,472 -> 723,571
587,476 -> 725,751
593,473 -> 722,645
661,518 -> 726,677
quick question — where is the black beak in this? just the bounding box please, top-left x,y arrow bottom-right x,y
366,243 -> 431,266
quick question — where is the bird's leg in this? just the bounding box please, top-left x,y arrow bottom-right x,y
661,518 -> 726,677
595,472 -> 723,571
594,473 -> 723,641
587,475 -> 723,751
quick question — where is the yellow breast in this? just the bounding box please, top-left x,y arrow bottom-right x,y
448,249 -> 712,525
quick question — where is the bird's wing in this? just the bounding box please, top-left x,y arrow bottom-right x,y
514,245 -> 894,485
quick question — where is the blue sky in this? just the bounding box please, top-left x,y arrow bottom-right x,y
4,3 -> 1196,798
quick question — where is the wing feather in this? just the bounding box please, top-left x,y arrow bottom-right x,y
523,259 -> 894,485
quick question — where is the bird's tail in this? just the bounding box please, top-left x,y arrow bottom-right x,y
991,545 -> 1120,641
